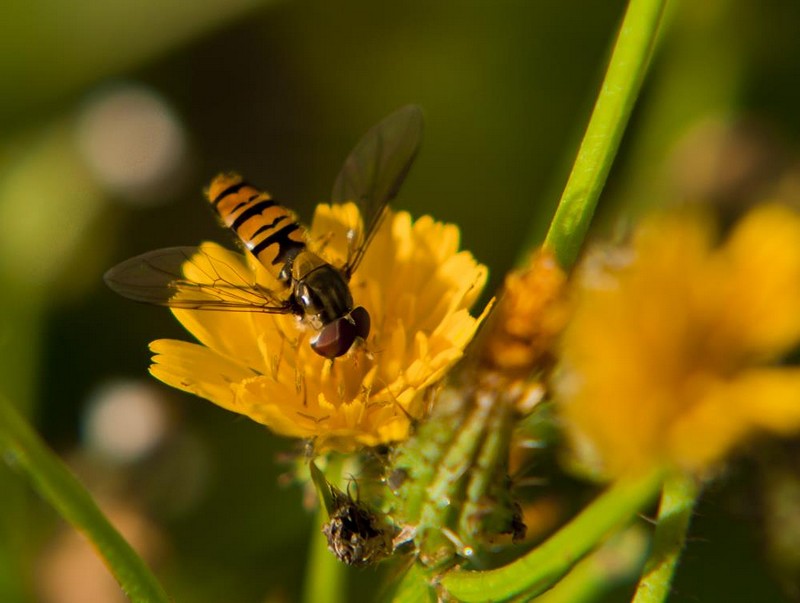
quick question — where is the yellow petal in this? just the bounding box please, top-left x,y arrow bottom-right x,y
149,339 -> 256,410
668,370 -> 800,470
560,204 -> 800,478
718,204 -> 800,357
146,204 -> 489,452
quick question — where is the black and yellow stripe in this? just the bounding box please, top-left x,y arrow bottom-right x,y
206,173 -> 306,272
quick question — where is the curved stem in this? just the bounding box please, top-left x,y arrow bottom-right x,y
542,0 -> 667,270
535,527 -> 649,603
632,474 -> 699,603
0,396 -> 170,603
440,469 -> 663,602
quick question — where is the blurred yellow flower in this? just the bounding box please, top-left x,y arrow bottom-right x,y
149,203 -> 489,452
483,248 -> 569,374
559,203 -> 800,477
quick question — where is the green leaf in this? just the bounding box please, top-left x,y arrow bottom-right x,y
0,396 -> 170,603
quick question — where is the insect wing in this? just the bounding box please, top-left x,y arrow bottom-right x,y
331,104 -> 424,277
104,246 -> 291,313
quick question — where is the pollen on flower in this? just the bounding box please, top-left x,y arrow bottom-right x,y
558,203 -> 800,478
149,203 -> 489,453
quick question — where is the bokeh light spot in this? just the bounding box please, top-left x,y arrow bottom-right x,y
83,380 -> 168,463
76,82 -> 188,204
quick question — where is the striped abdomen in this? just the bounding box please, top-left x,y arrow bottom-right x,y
206,173 -> 306,276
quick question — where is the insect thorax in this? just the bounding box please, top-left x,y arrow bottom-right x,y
290,251 -> 354,328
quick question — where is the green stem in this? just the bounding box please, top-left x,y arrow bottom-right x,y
458,392 -> 515,549
534,527 -> 648,603
0,396 -> 170,603
391,563 -> 436,603
416,391 -> 494,566
303,456 -> 346,603
0,291 -> 45,601
542,0 -> 667,270
440,469 -> 663,602
632,474 -> 699,603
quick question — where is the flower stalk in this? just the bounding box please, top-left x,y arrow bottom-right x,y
534,527 -> 649,603
632,474 -> 699,603
440,469 -> 663,601
304,458 -> 347,603
541,0 -> 667,269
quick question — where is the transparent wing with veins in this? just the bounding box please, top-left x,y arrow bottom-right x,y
329,104 -> 424,278
104,245 -> 293,313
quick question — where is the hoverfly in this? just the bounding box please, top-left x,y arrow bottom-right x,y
105,105 -> 423,358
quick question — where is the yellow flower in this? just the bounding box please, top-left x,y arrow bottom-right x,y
149,203 -> 489,452
558,203 -> 800,478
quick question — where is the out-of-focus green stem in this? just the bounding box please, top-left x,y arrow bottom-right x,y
0,396 -> 170,603
535,527 -> 649,603
611,1 -> 744,216
391,563 -> 436,603
632,474 -> 699,603
440,469 -> 663,602
303,456 -> 346,603
0,292 -> 44,601
303,506 -> 345,603
542,0 -> 667,270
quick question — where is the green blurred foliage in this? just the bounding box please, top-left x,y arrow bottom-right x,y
3,0 -> 800,601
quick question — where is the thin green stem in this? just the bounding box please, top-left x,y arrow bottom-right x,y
303,456 -> 346,603
415,391 -> 494,566
542,0 -> 667,270
440,469 -> 663,602
632,474 -> 699,603
458,392 -> 515,549
0,397 -> 170,603
0,292 -> 45,601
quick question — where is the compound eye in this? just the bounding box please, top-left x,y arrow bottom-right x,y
350,306 -> 371,340
311,317 -> 358,358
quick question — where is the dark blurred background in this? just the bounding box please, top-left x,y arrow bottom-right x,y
3,1 -> 800,601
